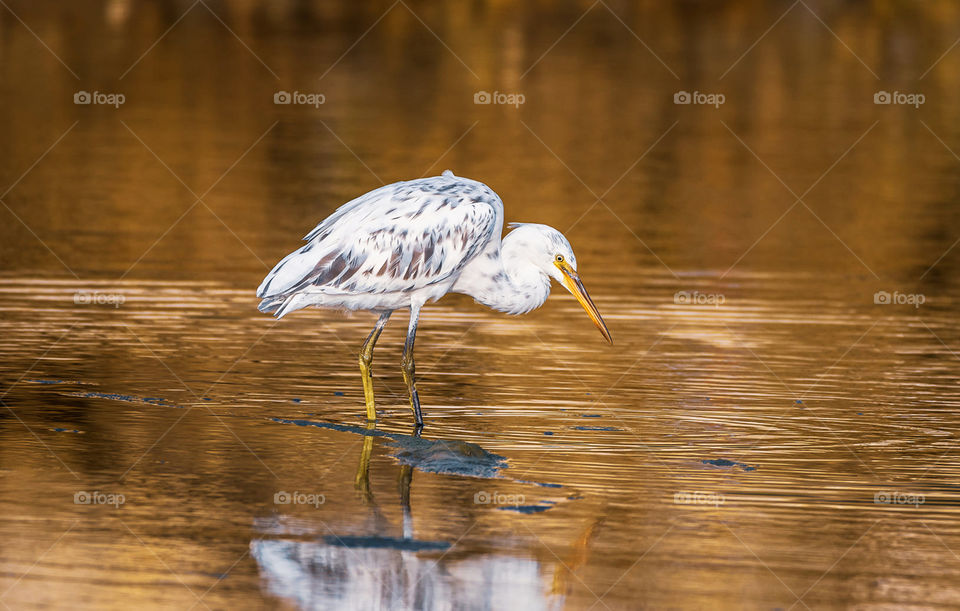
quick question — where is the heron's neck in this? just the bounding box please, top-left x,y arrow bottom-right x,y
453,249 -> 551,315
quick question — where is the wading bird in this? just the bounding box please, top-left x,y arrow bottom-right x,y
257,171 -> 612,427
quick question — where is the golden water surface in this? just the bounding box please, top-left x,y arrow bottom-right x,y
3,1 -> 960,609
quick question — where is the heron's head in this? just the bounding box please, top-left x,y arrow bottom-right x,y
506,223 -> 613,344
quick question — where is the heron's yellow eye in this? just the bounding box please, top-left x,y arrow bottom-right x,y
555,255 -> 564,263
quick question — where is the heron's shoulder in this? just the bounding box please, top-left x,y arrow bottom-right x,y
394,172 -> 503,207
365,172 -> 503,226
303,173 -> 502,242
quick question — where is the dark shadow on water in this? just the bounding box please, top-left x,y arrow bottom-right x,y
498,504 -> 554,514
390,437 -> 507,479
271,417 -> 508,478
701,458 -> 757,471
322,535 -> 451,551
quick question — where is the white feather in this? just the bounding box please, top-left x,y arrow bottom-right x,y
258,172 -> 504,315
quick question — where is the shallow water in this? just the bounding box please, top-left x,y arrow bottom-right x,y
4,1 -> 960,609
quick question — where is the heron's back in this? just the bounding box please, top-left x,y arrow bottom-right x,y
257,171 -> 503,317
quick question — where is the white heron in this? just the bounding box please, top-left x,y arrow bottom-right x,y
257,170 -> 612,427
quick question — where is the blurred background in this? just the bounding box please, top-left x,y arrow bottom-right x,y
4,0 -> 960,608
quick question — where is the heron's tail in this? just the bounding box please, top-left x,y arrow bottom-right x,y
257,296 -> 286,315
257,296 -> 284,315
258,294 -> 308,318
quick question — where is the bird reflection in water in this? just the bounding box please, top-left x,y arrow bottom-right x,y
251,424 -> 559,610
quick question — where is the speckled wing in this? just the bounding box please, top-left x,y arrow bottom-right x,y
257,172 -> 502,312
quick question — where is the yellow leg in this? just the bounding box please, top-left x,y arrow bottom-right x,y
359,312 -> 391,422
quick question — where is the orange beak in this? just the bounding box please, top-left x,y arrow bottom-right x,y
556,261 -> 613,344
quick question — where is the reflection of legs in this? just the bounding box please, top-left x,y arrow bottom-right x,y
359,311 -> 391,422
401,306 -> 424,427
399,426 -> 417,536
354,423 -> 376,504
399,463 -> 414,539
